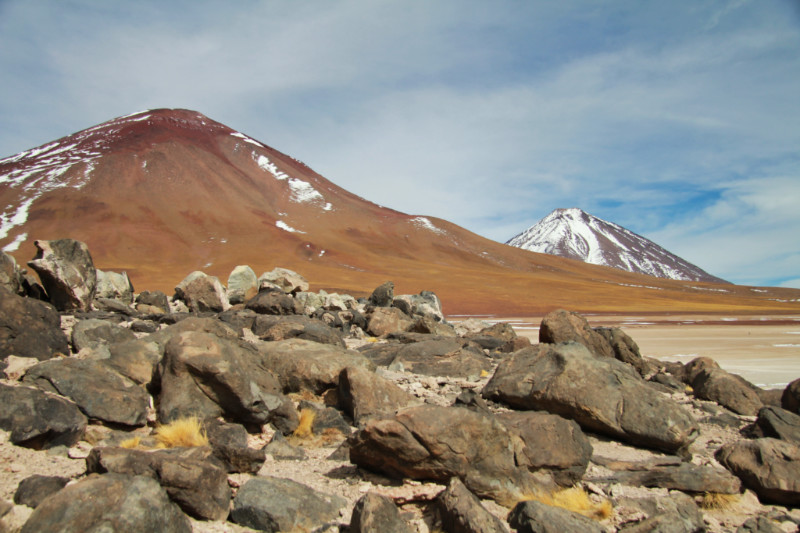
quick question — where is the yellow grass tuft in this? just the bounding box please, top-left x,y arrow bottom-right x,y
699,492 -> 740,510
684,385 -> 694,393
293,408 -> 316,440
154,417 -> 209,448
510,487 -> 613,520
480,369 -> 490,378
119,436 -> 141,449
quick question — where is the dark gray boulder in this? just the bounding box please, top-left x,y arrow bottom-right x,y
348,404 -> 537,501
351,492 -> 415,533
691,367 -> 763,416
716,438 -> 800,506
482,342 -> 698,453
203,418 -> 266,474
231,476 -> 346,532
611,462 -> 741,494
538,309 -> 614,359
71,318 -> 137,353
369,281 -> 394,307
106,339 -> 162,387
0,289 -> 69,361
782,378 -> 800,414
508,499 -> 605,533
366,307 -> 414,337
256,338 -> 374,395
23,358 -> 149,426
0,383 -> 87,449
174,271 -> 229,313
135,290 -> 170,314
338,365 -> 420,425
436,477 -> 507,533
157,330 -> 298,432
496,411 -> 592,487
19,473 -> 191,533
616,491 -> 705,533
245,290 -> 303,315
27,239 -> 97,312
86,446 -> 230,521
385,338 -> 492,379
736,516 -> 786,533
14,475 -> 70,508
594,326 -> 650,375
753,405 -> 800,443
252,314 -> 345,347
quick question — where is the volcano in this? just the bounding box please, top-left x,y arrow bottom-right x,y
507,208 -> 728,284
1,109 -> 797,315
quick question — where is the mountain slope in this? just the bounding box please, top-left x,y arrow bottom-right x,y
1,110 -> 796,315
507,208 -> 728,284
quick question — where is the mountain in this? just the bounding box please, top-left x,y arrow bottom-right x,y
507,208 -> 728,284
1,109 -> 796,315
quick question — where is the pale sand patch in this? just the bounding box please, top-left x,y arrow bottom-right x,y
457,314 -> 800,389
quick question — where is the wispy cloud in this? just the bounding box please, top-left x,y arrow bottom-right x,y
0,0 -> 798,287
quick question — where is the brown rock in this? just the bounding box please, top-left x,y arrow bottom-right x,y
367,307 -> 414,337
716,438 -> 800,506
338,365 -> 420,425
539,309 -> 614,358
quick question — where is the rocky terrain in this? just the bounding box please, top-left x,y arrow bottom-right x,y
1,239 -> 800,532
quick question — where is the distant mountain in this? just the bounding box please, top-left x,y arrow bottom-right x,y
507,208 -> 729,284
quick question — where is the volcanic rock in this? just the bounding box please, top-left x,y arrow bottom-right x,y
338,365 -> 420,425
716,438 -> 800,506
369,281 -> 394,307
202,418 -> 266,474
95,269 -> 134,303
252,314 -> 345,347
691,367 -> 763,416
259,267 -> 309,295
348,404 -> 537,501
106,339 -> 162,386
782,378 -> 800,414
231,476 -> 346,532
393,290 -> 444,322
0,252 -> 23,295
615,491 -> 705,533
13,475 -> 70,509
19,473 -> 191,533
71,318 -> 136,353
245,290 -> 303,315
351,491 -> 415,533
0,383 -> 87,449
482,342 -> 698,453
174,271 -> 229,313
135,289 -> 170,314
366,306 -> 414,337
752,405 -> 800,443
611,462 -> 741,494
508,499 -> 605,533
226,264 -> 258,304
539,308 -> 615,359
26,239 -> 97,312
436,477 -> 507,533
0,289 -> 69,361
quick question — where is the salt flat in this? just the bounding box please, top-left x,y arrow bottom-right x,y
456,314 -> 800,390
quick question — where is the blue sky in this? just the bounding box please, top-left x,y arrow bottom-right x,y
1,0 -> 799,288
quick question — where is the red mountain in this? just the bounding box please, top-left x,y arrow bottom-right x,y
1,109 -> 798,315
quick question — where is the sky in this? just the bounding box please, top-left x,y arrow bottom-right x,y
1,1 -> 799,288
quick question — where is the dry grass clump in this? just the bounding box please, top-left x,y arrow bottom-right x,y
291,408 -> 316,440
508,487 -> 613,520
699,492 -> 740,510
154,417 -> 209,448
119,436 -> 141,449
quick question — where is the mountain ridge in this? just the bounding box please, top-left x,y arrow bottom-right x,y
2,109 -> 797,315
507,208 -> 728,284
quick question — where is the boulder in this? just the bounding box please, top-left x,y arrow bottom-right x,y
594,326 -> 649,375
753,405 -> 800,443
263,431 -> 307,461
615,491 -> 705,533
782,378 -> 800,414
245,290 -> 303,315
366,307 -> 414,337
135,290 -> 170,314
683,356 -> 720,384
71,318 -> 137,353
19,473 -> 191,533
538,309 -> 614,359
338,365 -> 420,425
27,239 -> 97,311
611,462 -> 741,494
393,290 -> 444,321
2,355 -> 39,380
23,358 -> 149,426
716,438 -> 800,506
157,330 -> 298,432
508,499 -> 605,533
147,316 -> 240,349
217,308 -> 258,336
203,418 -> 266,474
482,342 -> 698,453
436,477 -> 507,533
0,251 -> 23,295
348,404 -> 537,501
298,399 -> 352,436
86,446 -> 230,521
256,338 -> 375,395
106,339 -> 162,387
174,271 -> 230,313
252,314 -> 345,347
390,338 -> 491,379
467,322 -> 520,353
0,289 -> 69,361
231,476 -> 346,532
351,492 -> 415,533
495,411 -> 592,487
95,269 -> 134,303
226,265 -> 258,304
369,281 -> 394,307
13,475 -> 70,508
691,367 -> 763,416
258,267 -> 309,294
410,315 -> 458,337
0,383 -> 87,449
736,517 -> 785,533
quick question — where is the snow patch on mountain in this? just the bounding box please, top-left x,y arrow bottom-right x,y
412,216 -> 446,235
276,220 -> 305,234
507,208 -> 727,283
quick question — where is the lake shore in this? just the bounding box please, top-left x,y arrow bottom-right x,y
449,313 -> 800,389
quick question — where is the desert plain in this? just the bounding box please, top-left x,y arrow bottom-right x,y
453,313 -> 800,390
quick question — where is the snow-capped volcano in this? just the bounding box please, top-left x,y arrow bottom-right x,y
507,208 -> 728,283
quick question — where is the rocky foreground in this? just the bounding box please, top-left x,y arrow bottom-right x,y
1,239 -> 800,533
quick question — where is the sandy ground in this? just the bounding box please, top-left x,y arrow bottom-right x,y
453,314 -> 800,390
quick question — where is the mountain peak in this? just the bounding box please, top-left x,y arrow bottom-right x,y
507,208 -> 728,284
